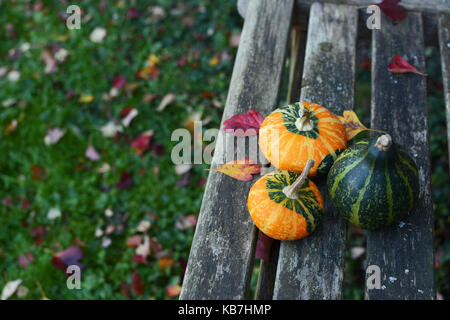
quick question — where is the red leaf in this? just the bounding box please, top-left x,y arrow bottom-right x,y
377,0 -> 406,21
52,246 -> 84,271
132,255 -> 148,265
19,253 -> 34,268
120,106 -> 135,117
177,56 -> 187,67
116,171 -> 134,190
132,270 -> 145,296
30,225 -> 47,245
127,7 -> 140,19
31,165 -> 46,181
223,110 -> 264,137
255,231 -> 273,263
388,55 -> 427,76
131,134 -> 152,155
112,75 -> 127,89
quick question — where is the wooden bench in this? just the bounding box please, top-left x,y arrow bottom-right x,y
180,0 -> 450,300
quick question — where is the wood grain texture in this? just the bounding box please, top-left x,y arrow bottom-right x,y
367,12 -> 435,300
179,0 -> 294,300
438,13 -> 450,170
273,3 -> 357,300
294,0 -> 450,14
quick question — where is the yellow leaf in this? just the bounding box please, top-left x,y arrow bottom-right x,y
206,159 -> 261,181
209,56 -> 220,67
338,110 -> 370,141
79,94 -> 94,103
148,54 -> 160,67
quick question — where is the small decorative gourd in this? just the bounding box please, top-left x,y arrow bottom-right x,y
258,102 -> 346,177
327,134 -> 419,230
247,160 -> 324,240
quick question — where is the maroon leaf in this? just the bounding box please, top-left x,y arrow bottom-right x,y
52,246 -> 84,271
255,231 -> 273,263
223,110 -> 264,137
120,106 -> 135,117
127,7 -> 140,19
132,255 -> 147,265
132,270 -> 145,296
116,171 -> 134,190
30,225 -> 47,245
112,75 -> 127,89
152,143 -> 164,156
131,134 -> 152,155
177,56 -> 187,67
176,172 -> 190,188
377,0 -> 406,21
388,55 -> 427,76
19,253 -> 34,268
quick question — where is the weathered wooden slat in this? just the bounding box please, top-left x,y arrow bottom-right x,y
366,12 -> 435,300
273,3 -> 357,300
294,0 -> 450,14
179,0 -> 294,300
438,14 -> 450,169
254,28 -> 308,300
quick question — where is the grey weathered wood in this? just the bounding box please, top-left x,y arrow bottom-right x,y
438,13 -> 450,170
179,0 -> 294,300
367,12 -> 435,300
254,30 -> 307,299
273,3 -> 357,300
294,0 -> 450,14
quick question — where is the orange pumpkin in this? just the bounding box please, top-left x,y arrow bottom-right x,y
258,101 -> 346,177
247,160 -> 324,240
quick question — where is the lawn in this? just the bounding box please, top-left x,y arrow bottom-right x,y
0,0 -> 448,300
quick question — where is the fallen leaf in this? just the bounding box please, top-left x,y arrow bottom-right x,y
388,55 -> 427,76
209,56 -> 220,66
101,237 -> 112,248
136,220 -> 151,232
132,255 -> 147,264
206,159 -> 261,181
41,49 -> 58,74
132,270 -> 145,296
47,207 -> 61,220
8,70 -> 20,82
351,246 -> 366,260
131,131 -> 153,155
159,257 -> 175,271
44,128 -> 65,145
337,110 -> 371,141
255,231 -> 272,263
229,33 -> 241,47
377,0 -> 406,21
135,235 -> 150,258
177,56 -> 187,67
1,279 -> 22,300
166,284 -> 181,298
112,75 -> 127,89
78,94 -> 94,103
156,93 -> 175,112
176,172 -> 190,188
135,66 -> 160,80
100,121 -> 123,138
175,215 -> 197,230
31,165 -> 46,181
116,171 -> 133,190
223,110 -> 264,137
52,246 -> 84,271
121,108 -> 138,127
85,145 -> 101,161
90,27 -> 107,43
127,7 -> 140,19
126,235 -> 142,247
30,225 -> 47,245
16,286 -> 29,298
18,253 -> 34,268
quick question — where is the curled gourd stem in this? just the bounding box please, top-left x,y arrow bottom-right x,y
295,108 -> 314,131
283,159 -> 315,200
375,134 -> 392,152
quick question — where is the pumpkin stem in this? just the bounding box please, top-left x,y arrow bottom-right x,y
282,159 -> 315,200
295,108 -> 314,131
375,134 -> 392,152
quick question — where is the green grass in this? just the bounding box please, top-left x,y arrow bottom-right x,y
0,0 -> 241,299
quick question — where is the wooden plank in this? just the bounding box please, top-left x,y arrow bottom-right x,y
438,13 -> 450,169
254,29 -> 307,299
179,0 -> 294,300
294,0 -> 450,14
367,12 -> 435,300
273,3 -> 357,300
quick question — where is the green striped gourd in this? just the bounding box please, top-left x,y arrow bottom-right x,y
327,134 -> 419,230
